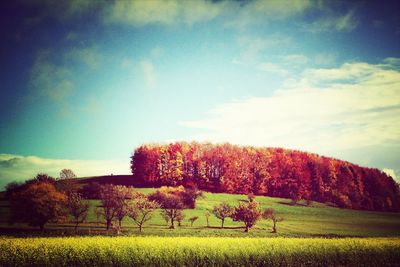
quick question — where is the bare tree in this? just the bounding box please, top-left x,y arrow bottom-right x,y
204,211 -> 210,227
188,216 -> 199,227
98,184 -> 135,230
66,193 -> 90,231
212,202 -> 234,228
176,210 -> 185,227
263,208 -> 283,233
128,194 -> 159,232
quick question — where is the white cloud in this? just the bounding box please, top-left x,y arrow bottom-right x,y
104,0 -> 225,26
226,0 -> 312,28
0,154 -> 130,190
257,62 -> 288,76
140,60 -> 157,89
306,10 -> 359,33
282,54 -> 309,65
65,46 -> 102,69
236,35 -> 292,64
180,59 -> 400,157
29,50 -> 74,102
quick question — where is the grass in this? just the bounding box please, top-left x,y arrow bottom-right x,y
1,236 -> 399,266
0,188 -> 399,237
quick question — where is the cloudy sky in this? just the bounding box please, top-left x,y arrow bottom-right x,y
0,0 -> 399,188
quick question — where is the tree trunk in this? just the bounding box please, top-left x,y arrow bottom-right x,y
221,218 -> 224,228
106,219 -> 111,230
118,219 -> 122,229
244,226 -> 249,232
139,224 -> 142,232
170,217 -> 175,229
75,221 -> 79,232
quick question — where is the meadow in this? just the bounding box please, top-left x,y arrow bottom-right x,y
1,236 -> 399,266
1,188 -> 400,237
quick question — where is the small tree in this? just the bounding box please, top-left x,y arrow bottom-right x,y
10,181 -> 67,230
212,202 -> 234,228
188,216 -> 199,227
233,201 -> 262,232
263,208 -> 283,233
113,186 -> 136,229
98,184 -> 135,230
157,194 -> 184,229
57,169 -> 78,196
247,193 -> 255,203
66,193 -> 90,231
176,210 -> 185,227
128,194 -> 159,232
204,211 -> 210,227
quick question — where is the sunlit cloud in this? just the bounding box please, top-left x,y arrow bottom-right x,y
180,59 -> 400,157
0,154 -> 130,190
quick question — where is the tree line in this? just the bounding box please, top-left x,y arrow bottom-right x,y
6,170 -> 280,233
131,142 -> 400,212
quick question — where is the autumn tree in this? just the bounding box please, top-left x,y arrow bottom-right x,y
66,192 -> 90,231
233,201 -> 262,232
212,202 -> 234,228
130,142 -> 400,212
127,194 -> 159,232
9,180 -> 67,230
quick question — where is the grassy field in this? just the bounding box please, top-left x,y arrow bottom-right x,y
1,236 -> 399,266
1,188 -> 399,237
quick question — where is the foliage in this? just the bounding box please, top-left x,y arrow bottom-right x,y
233,201 -> 262,232
212,202 -> 234,228
1,237 -> 400,266
131,142 -> 400,211
9,181 -> 67,230
66,193 -> 90,231
79,182 -> 102,199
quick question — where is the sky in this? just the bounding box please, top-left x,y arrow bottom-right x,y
0,0 -> 399,189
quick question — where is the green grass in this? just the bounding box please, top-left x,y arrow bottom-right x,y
1,188 -> 399,237
1,236 -> 399,266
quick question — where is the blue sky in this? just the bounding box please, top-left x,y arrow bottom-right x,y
0,0 -> 399,188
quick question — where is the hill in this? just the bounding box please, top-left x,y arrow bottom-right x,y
130,142 -> 400,212
1,188 -> 399,237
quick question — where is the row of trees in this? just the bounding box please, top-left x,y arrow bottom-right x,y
7,171 -> 280,232
131,142 -> 400,211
